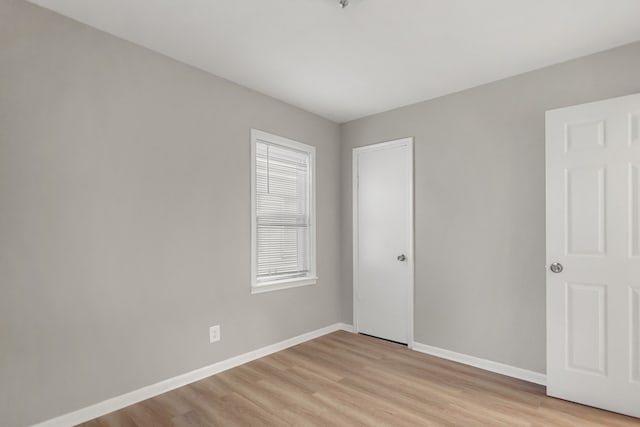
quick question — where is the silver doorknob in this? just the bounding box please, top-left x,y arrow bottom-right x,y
550,263 -> 563,273
397,254 -> 406,262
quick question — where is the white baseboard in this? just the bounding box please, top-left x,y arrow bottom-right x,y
337,322 -> 354,333
32,325 -> 543,427
412,342 -> 546,386
33,322 -> 354,427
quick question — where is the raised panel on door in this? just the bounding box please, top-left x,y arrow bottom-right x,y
631,164 -> 640,257
630,113 -> 640,146
631,287 -> 640,384
565,283 -> 607,376
565,167 -> 606,256
565,120 -> 606,152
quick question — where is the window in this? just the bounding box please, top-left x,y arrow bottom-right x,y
251,129 -> 317,293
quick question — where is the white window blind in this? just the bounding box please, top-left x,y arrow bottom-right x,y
251,130 -> 316,292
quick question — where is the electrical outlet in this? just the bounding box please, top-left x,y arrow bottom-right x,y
209,325 -> 220,343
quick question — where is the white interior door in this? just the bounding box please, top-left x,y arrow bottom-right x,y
353,138 -> 413,345
546,93 -> 640,417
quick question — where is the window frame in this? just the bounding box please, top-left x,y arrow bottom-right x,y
250,129 -> 317,294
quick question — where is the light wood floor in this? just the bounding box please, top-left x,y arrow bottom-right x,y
79,331 -> 640,426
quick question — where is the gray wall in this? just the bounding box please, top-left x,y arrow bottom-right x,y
340,42 -> 640,374
0,1 -> 343,426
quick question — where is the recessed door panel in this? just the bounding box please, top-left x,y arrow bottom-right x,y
631,164 -> 640,257
565,120 -> 605,152
566,283 -> 607,376
565,167 -> 606,256
630,113 -> 640,146
631,287 -> 640,384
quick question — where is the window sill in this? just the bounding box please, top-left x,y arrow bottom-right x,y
251,276 -> 318,294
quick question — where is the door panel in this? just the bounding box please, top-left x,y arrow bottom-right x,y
631,286 -> 640,383
565,167 -> 606,255
631,163 -> 640,257
565,282 -> 607,376
354,138 -> 413,345
546,93 -> 640,418
565,120 -> 605,152
630,113 -> 640,146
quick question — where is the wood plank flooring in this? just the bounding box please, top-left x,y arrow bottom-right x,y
79,331 -> 640,426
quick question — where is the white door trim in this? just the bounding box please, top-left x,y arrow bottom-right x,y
352,137 -> 415,348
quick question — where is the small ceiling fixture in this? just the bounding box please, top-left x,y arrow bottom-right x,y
338,0 -> 349,8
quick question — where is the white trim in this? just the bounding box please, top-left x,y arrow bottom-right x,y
32,323 -> 354,427
352,137 -> 415,348
407,140 -> 415,349
251,129 -> 313,153
250,276 -> 318,294
337,322 -> 355,333
412,341 -> 547,386
250,129 -> 317,294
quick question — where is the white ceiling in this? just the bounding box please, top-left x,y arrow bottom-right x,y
28,0 -> 640,123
